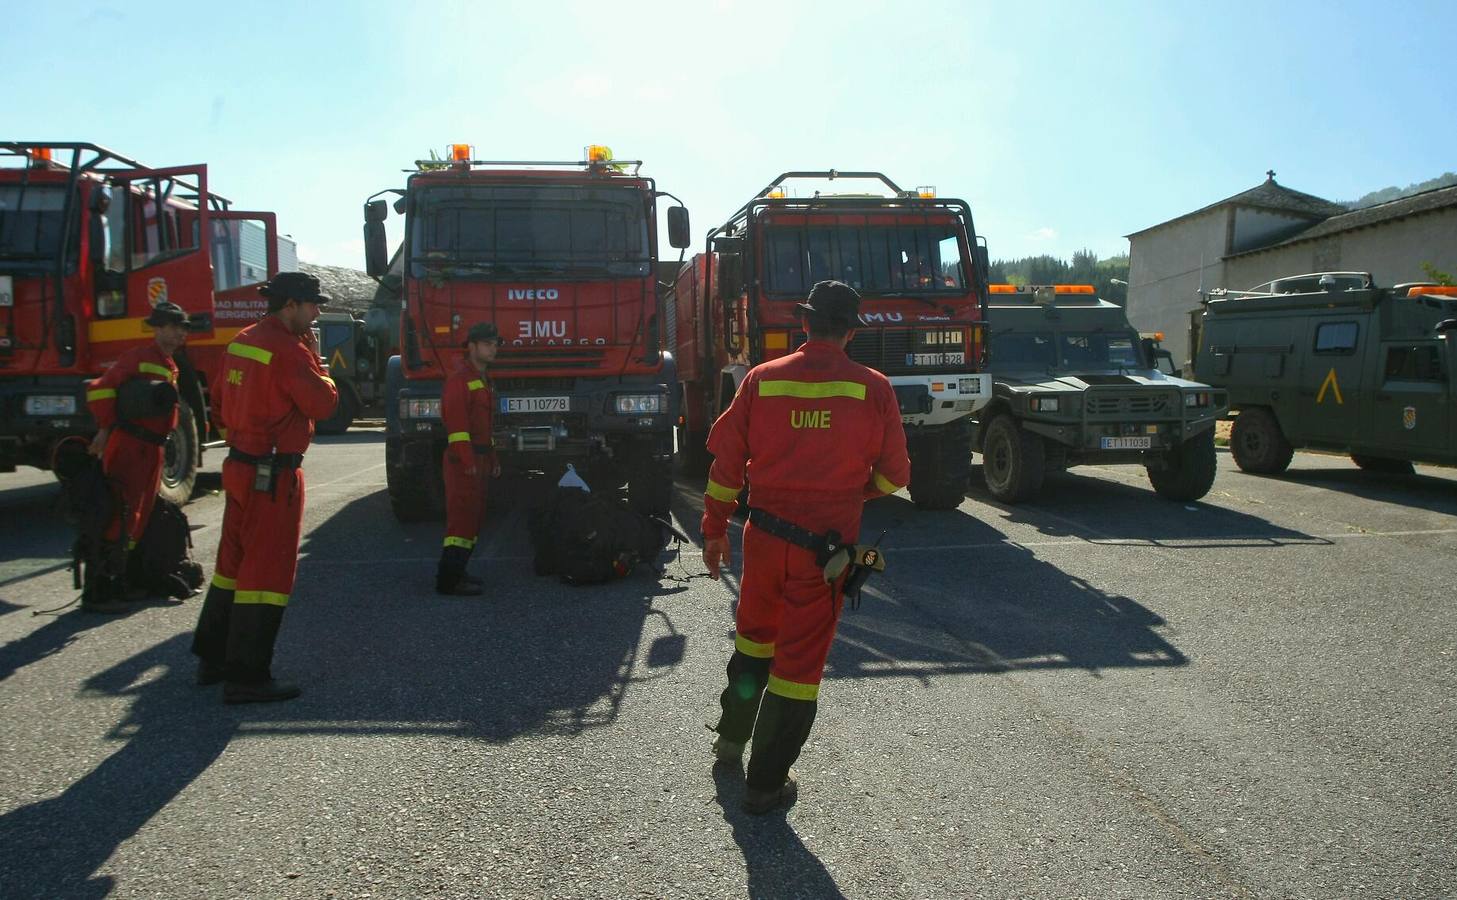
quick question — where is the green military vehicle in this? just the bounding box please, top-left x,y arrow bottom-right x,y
973,284 -> 1227,503
1193,272 -> 1457,474
315,310 -> 393,434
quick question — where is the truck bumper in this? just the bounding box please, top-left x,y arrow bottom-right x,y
890,373 -> 991,428
0,376 -> 95,472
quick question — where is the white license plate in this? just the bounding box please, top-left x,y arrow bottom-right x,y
906,352 -> 965,366
25,395 -> 76,415
500,395 -> 569,413
0,276 -> 12,306
1100,436 -> 1151,450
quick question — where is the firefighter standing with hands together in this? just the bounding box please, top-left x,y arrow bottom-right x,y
191,272 -> 337,704
701,280 -> 910,815
81,300 -> 192,612
435,322 -> 504,596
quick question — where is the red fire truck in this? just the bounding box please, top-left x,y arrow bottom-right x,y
670,171 -> 993,508
363,144 -> 691,521
0,142 -> 284,502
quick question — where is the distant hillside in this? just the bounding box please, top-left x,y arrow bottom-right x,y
1345,172 -> 1457,209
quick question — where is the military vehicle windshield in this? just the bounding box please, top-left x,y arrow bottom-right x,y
990,330 -> 1056,368
1058,331 -> 1143,368
761,223 -> 965,296
408,185 -> 651,278
0,185 -> 72,262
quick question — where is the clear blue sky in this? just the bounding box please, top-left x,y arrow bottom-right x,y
6,0 -> 1454,269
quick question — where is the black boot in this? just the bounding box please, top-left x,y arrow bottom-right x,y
712,650 -> 771,754
222,601 -> 292,701
191,582 -> 234,676
436,545 -> 483,596
81,563 -> 128,614
745,691 -> 818,803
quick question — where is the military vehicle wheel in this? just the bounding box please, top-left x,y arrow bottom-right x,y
157,404 -> 198,505
317,383 -> 358,435
907,428 -> 971,509
386,438 -> 442,522
1229,408 -> 1293,474
981,415 -> 1045,503
1147,430 -> 1217,501
629,460 -> 673,517
1351,454 -> 1416,475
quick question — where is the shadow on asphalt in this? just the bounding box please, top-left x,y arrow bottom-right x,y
711,765 -> 844,900
1272,466 -> 1457,514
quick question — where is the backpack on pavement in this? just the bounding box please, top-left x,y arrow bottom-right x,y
126,497 -> 205,599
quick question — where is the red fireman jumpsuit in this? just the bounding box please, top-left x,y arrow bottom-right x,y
190,315 -> 337,683
85,343 -> 180,551
703,340 -> 910,792
436,359 -> 496,590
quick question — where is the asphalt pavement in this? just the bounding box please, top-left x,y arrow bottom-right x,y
1,433 -> 1454,899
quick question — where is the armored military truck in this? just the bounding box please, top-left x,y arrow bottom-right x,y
973,285 -> 1227,503
1194,273 -> 1457,474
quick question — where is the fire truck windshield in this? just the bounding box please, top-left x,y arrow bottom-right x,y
409,185 -> 650,279
0,185 -> 73,262
762,223 -> 966,297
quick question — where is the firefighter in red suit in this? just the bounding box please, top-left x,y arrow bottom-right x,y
701,280 -> 910,814
190,272 -> 337,704
82,300 -> 191,612
436,321 -> 504,596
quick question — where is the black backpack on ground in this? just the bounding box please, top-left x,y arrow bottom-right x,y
126,497 -> 205,599
54,440 -> 126,590
530,487 -> 682,585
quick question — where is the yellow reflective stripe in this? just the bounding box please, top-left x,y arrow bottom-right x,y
227,342 -> 273,366
759,380 -> 866,401
126,539 -> 138,551
443,536 -> 476,549
705,479 -> 741,503
447,431 -> 471,444
735,633 -> 774,659
467,379 -> 484,391
873,471 -> 903,494
137,362 -> 174,380
87,388 -> 117,402
211,574 -> 237,591
766,674 -> 820,701
234,590 -> 289,607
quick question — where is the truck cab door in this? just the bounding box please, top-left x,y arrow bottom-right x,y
1367,341 -> 1450,457
207,211 -> 280,345
89,166 -> 215,363
1297,317 -> 1366,446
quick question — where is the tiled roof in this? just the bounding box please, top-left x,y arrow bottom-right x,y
1225,183 -> 1457,258
1127,174 -> 1346,238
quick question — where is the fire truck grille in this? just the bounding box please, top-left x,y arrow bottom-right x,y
1085,392 -> 1172,417
846,329 -> 926,374
497,350 -> 606,371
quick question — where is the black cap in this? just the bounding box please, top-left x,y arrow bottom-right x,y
258,271 -> 331,305
144,300 -> 189,328
464,321 -> 504,347
796,280 -> 862,326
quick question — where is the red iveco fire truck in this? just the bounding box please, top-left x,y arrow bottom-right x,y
0,142 -> 284,502
363,144 -> 691,521
670,171 -> 993,508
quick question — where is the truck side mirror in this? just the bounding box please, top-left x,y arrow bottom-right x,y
666,206 -> 691,250
365,199 -> 388,223
364,221 -> 389,277
717,250 -> 744,302
976,244 -> 990,276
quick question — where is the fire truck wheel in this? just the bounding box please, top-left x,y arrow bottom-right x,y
628,461 -> 673,518
317,383 -> 358,435
386,438 -> 443,522
1147,430 -> 1217,502
1351,454 -> 1415,475
157,404 -> 199,505
1229,407 -> 1293,474
979,415 -> 1044,504
674,424 -> 711,477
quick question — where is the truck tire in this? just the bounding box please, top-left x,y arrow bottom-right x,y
629,459 -> 674,517
1147,430 -> 1217,501
980,415 -> 1045,503
907,427 -> 972,510
1351,454 -> 1415,475
1229,408 -> 1293,474
157,404 -> 198,505
386,438 -> 442,522
317,382 -> 358,435
675,423 -> 711,477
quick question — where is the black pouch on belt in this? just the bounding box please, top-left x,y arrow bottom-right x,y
252,459 -> 276,494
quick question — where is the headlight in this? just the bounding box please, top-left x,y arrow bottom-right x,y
958,377 -> 980,395
1184,392 -> 1210,408
1030,396 -> 1059,413
25,395 -> 77,415
615,394 -> 663,414
400,397 -> 441,419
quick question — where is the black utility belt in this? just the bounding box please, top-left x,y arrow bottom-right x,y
117,422 -> 168,447
746,508 -> 888,604
228,448 -> 304,469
